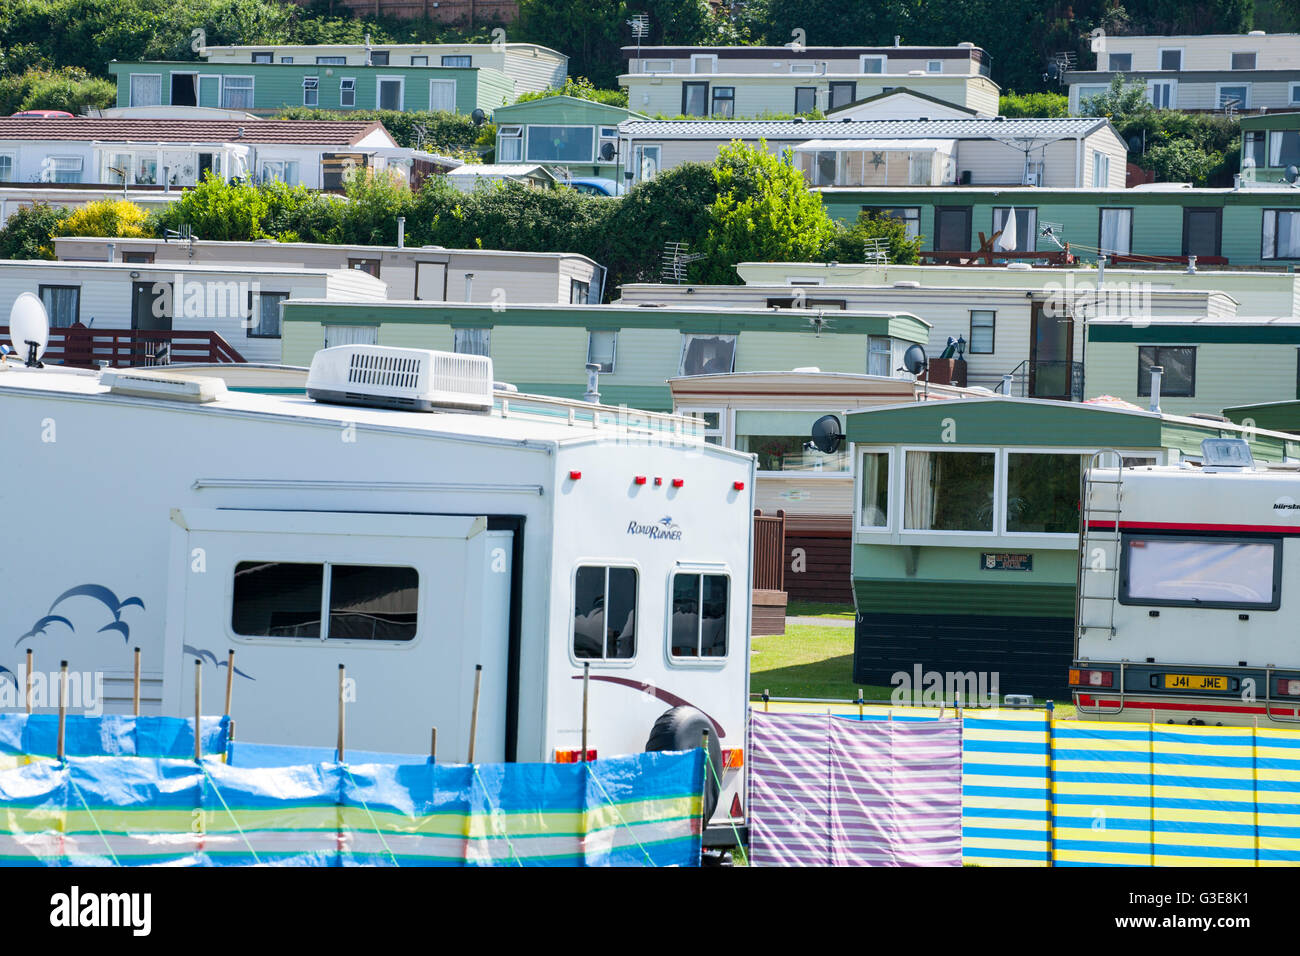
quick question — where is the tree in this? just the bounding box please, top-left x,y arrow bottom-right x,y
0,67 -> 115,115
999,91 -> 1068,118
514,76 -> 628,108
693,141 -> 837,284
56,199 -> 151,238
831,211 -> 923,265
0,203 -> 70,259
1078,74 -> 1152,122
153,173 -> 270,241
1138,141 -> 1224,187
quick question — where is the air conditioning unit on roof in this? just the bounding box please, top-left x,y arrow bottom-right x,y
306,345 -> 494,412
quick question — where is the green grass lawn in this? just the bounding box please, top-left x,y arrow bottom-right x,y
785,601 -> 856,620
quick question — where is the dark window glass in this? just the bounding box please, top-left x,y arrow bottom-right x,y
1006,454 -> 1082,534
711,86 -> 734,117
327,565 -> 418,640
1138,346 -> 1196,397
680,334 -> 736,375
829,81 -> 856,109
682,82 -> 708,116
369,51 -> 389,66
1160,49 -> 1182,71
701,575 -> 728,657
1183,208 -> 1221,257
573,566 -> 637,659
1231,52 -> 1256,70
794,86 -> 816,114
670,573 -> 729,658
232,562 -> 323,638
1108,53 -> 1131,71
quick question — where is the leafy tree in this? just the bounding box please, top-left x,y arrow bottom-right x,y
831,211 -> 923,265
275,108 -> 486,154
999,91 -> 1068,118
55,199 -> 151,238
1137,140 -> 1224,187
0,67 -> 115,115
1078,74 -> 1152,122
0,203 -> 70,259
153,172 -> 270,241
693,141 -> 837,284
515,76 -> 629,108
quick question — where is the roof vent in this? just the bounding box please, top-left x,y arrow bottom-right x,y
1248,30 -> 1265,36
306,345 -> 493,413
101,368 -> 227,404
893,280 -> 922,288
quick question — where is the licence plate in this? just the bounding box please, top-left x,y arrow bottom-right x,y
1164,674 -> 1228,692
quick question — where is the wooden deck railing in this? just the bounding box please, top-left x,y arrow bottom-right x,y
753,509 -> 787,593
0,326 -> 246,368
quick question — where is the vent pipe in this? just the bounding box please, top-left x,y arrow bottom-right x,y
1001,372 -> 1013,395
464,272 -> 474,301
397,216 -> 405,249
584,362 -> 601,403
1186,255 -> 1197,275
106,242 -> 115,263
1148,365 -> 1163,414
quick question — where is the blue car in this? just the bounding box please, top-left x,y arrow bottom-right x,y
565,177 -> 624,197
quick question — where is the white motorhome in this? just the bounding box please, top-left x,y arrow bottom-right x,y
1074,439 -> 1300,727
0,342 -> 755,842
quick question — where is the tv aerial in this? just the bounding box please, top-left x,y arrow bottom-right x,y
806,414 -> 845,455
9,291 -> 50,368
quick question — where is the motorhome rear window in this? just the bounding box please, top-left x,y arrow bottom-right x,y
670,573 -> 729,659
573,566 -> 637,659
1119,535 -> 1281,610
232,562 -> 419,640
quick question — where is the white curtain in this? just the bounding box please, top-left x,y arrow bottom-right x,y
429,80 -> 456,112
1282,211 -> 1300,259
860,453 -> 889,527
1264,210 -> 1277,259
1099,208 -> 1132,255
323,325 -> 377,348
903,451 -> 935,530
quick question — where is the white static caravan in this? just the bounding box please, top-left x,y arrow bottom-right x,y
1075,442 -> 1300,728
0,345 -> 754,840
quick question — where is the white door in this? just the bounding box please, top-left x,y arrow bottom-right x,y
1146,79 -> 1176,109
416,261 -> 448,300
429,79 -> 457,112
165,509 -> 513,760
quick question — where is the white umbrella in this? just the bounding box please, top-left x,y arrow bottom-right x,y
997,208 -> 1018,251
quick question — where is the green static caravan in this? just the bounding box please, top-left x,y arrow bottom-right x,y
1085,316 -> 1300,419
489,96 -> 647,184
815,184 -> 1300,268
279,300 -> 931,413
1223,399 -> 1300,434
1240,112 -> 1300,185
844,396 -> 1300,699
108,61 -> 514,117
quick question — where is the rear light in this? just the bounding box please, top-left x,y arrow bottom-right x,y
568,470 -> 582,480
722,747 -> 744,768
672,478 -> 685,488
654,477 -> 663,486
733,481 -> 745,491
1069,668 -> 1114,688
729,794 -> 744,819
634,476 -> 647,485
1278,679 -> 1300,697
554,749 -> 597,763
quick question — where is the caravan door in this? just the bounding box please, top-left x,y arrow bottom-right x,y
164,509 -> 513,760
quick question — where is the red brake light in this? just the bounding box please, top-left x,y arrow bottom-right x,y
1069,668 -> 1114,688
554,749 -> 597,763
1278,679 -> 1300,697
634,476 -> 646,485
733,481 -> 745,491
672,478 -> 684,488
568,470 -> 582,480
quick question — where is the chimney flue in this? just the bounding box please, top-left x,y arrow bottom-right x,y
397,216 -> 405,249
1148,365 -> 1164,414
584,362 -> 601,403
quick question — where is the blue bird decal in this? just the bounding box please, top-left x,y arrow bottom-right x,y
17,614 -> 74,643
16,584 -> 145,646
0,665 -> 17,695
184,645 -> 256,681
659,516 -> 674,526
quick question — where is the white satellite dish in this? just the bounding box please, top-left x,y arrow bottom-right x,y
9,291 -> 50,366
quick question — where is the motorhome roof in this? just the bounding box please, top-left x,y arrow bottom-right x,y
0,361 -> 735,454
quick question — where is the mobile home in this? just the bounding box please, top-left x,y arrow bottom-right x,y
0,343 -> 754,839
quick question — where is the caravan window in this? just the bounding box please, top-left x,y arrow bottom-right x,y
1005,453 -> 1081,534
232,561 -> 419,640
680,334 -> 736,376
903,450 -> 995,532
670,573 -> 729,659
573,566 -> 637,660
1120,536 -> 1281,610
859,451 -> 890,528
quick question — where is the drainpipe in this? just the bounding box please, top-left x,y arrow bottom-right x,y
1097,253 -> 1106,286
1001,372 -> 1013,395
1075,134 -> 1082,188
1148,365 -> 1163,414
397,216 -> 405,249
106,242 -> 115,263
1186,255 -> 1197,275
464,272 -> 474,301
584,362 -> 601,403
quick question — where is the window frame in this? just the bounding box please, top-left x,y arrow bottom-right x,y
1215,82 -> 1250,110
247,290 -> 288,338
0,152 -> 15,182
586,328 -> 616,371
369,51 -> 390,67
633,144 -> 661,180
525,123 -> 595,164
452,326 -> 491,357
1098,206 -> 1134,256
735,407 -> 852,478
1107,52 -> 1132,72
339,77 -> 356,108
1262,209 -> 1300,261
899,445 -> 1002,538
569,562 -> 640,666
229,559 -> 422,644
926,59 -> 942,73
991,206 -> 1038,254
969,309 -> 995,354
315,56 -> 346,65
497,125 -> 523,162
302,75 -> 319,107
690,54 -> 717,74
666,568 -> 732,665
674,406 -> 727,446
1137,345 -> 1197,398
1230,51 -> 1257,71
128,72 -> 163,108
45,156 -> 83,183
220,75 -> 255,110
794,86 -> 817,114
1157,47 -> 1183,71
38,284 -> 81,328
250,51 -> 273,64
855,446 -> 895,532
1291,82 -> 1300,106
1092,150 -> 1110,189
681,81 -> 709,117
1002,450 -> 1086,539
860,55 -> 886,74
1145,78 -> 1177,109
678,332 -> 737,376
1118,533 -> 1282,611
429,78 -> 457,112
1181,207 -> 1222,258
861,205 -> 920,239
440,54 -> 471,68
828,81 -> 857,110
410,55 -> 429,66
710,85 -> 735,118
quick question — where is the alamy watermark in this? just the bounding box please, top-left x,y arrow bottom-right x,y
891,664 -> 1000,708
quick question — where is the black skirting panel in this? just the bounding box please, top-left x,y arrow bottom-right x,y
853,611 -> 1074,701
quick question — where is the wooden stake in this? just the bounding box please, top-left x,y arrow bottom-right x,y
337,664 -> 346,763
467,664 -> 482,763
763,687 -> 769,713
857,687 -> 864,720
132,646 -> 141,716
429,727 -> 437,763
56,661 -> 68,762
581,662 -> 590,762
194,659 -> 202,762
24,649 -> 32,714
223,649 -> 235,718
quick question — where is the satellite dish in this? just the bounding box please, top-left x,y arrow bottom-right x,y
9,291 -> 49,367
599,141 -> 616,162
1287,165 -> 1300,184
901,343 -> 928,376
471,108 -> 487,127
808,414 -> 845,455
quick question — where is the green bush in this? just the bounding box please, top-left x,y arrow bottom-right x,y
999,91 -> 1068,118
0,67 -> 116,115
831,211 -> 923,265
515,77 -> 628,108
0,203 -> 71,259
276,107 -> 487,155
154,173 -> 271,241
1137,141 -> 1224,187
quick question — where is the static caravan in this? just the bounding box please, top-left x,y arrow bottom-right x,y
1074,441 -> 1300,727
668,370 -> 973,604
842,396 -> 1300,698
0,342 -> 755,842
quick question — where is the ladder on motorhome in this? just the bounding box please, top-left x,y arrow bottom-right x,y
1075,450 -> 1125,645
